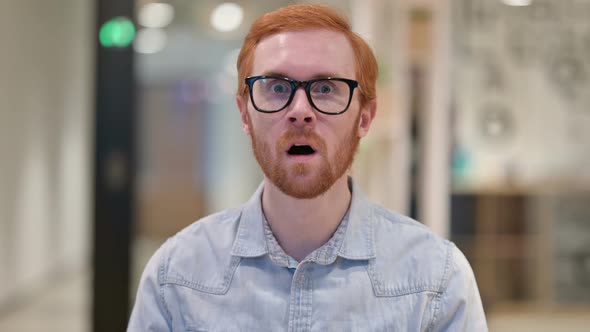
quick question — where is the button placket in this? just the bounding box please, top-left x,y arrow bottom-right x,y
288,262 -> 313,332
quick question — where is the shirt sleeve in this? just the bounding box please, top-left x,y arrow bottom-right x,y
127,240 -> 173,332
429,243 -> 488,332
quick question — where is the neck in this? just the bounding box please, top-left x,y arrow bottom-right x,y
261,175 -> 352,262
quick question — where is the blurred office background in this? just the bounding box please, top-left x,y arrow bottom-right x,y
1,0 -> 589,331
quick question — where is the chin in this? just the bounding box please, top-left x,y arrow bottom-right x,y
273,169 -> 336,199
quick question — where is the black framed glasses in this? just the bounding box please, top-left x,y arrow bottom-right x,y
245,75 -> 358,115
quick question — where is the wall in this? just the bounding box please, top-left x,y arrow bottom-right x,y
452,0 -> 590,191
0,0 -> 93,309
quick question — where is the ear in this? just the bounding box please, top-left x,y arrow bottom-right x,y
236,95 -> 251,135
357,100 -> 377,138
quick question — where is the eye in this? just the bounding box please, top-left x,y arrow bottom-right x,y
268,81 -> 290,94
320,85 -> 332,93
313,81 -> 336,94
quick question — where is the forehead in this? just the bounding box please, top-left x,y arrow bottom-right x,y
251,29 -> 356,80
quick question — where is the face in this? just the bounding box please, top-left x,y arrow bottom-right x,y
237,29 -> 375,199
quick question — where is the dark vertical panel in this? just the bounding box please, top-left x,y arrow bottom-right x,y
450,193 -> 476,237
408,65 -> 424,220
92,0 -> 135,331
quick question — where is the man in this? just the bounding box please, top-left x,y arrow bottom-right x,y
129,4 -> 487,331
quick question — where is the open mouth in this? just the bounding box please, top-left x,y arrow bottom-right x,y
287,144 -> 316,156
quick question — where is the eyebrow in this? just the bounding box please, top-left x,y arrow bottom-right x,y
261,71 -> 341,80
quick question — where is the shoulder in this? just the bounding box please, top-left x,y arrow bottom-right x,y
169,206 -> 243,255
367,203 -> 460,297
146,206 -> 244,293
371,203 -> 451,259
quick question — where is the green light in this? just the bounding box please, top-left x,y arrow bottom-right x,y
99,17 -> 135,48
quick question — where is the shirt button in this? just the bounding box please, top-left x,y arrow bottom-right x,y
298,273 -> 306,284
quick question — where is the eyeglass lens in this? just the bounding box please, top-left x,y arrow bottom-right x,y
251,77 -> 350,113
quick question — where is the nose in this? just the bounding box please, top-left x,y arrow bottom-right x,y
287,88 -> 316,125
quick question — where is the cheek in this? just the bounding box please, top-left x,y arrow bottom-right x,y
320,128 -> 345,157
246,108 -> 264,132
249,112 -> 283,142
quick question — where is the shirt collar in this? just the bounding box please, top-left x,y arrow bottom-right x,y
230,183 -> 268,257
230,177 -> 376,261
337,177 -> 376,260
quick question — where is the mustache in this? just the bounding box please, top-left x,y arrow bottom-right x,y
277,127 -> 326,153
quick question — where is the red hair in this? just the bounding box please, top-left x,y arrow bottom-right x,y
236,4 -> 378,107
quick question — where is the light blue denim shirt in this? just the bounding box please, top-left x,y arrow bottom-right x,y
129,178 -> 487,331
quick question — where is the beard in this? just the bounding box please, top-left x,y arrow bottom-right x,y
247,112 -> 360,199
